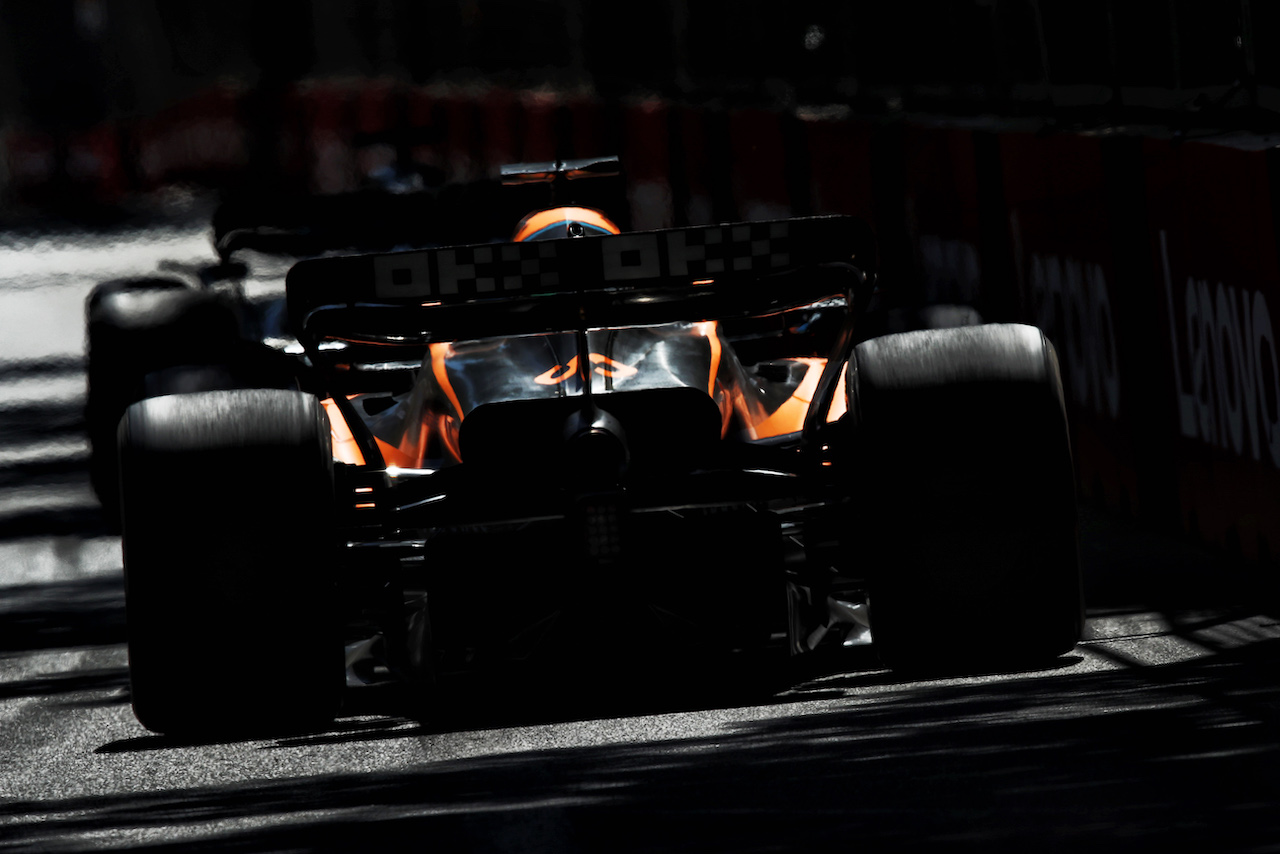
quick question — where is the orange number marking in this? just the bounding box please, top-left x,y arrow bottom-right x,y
534,354 -> 639,386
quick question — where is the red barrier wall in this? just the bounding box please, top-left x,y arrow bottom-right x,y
133,86 -> 246,189
800,115 -> 874,224
622,99 -> 673,230
999,132 -> 1136,510
728,108 -> 791,222
1145,138 -> 1280,561
5,80 -> 1279,571
900,125 -> 984,308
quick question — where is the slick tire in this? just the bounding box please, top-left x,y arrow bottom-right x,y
849,323 -> 1083,673
118,389 -> 343,736
85,279 -> 239,523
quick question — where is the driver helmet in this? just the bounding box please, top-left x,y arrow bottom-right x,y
513,206 -> 620,242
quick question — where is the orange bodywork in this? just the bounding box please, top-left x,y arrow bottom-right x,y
534,354 -> 640,386
322,396 -> 424,468
322,397 -> 365,466
696,321 -> 722,399
324,331 -> 847,467
753,358 -> 848,439
429,343 -> 465,464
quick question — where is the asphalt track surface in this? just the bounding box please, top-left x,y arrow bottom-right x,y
2,224 -> 1280,851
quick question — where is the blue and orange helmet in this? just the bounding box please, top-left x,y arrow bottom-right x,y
512,206 -> 621,242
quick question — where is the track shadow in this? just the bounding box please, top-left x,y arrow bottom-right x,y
0,573 -> 126,654
0,506 -> 112,540
0,397 -> 86,446
18,628 -> 1280,853
96,646 -> 823,755
0,667 -> 129,706
0,356 -> 85,376
97,716 -> 427,756
3,452 -> 1278,850
0,455 -> 89,490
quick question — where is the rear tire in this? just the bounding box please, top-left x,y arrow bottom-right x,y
849,324 -> 1083,673
118,389 -> 343,736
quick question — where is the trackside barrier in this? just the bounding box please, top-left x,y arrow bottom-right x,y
66,124 -> 125,203
876,118 -> 1280,574
478,88 -> 519,177
3,123 -> 126,208
899,123 -> 1280,568
11,78 -> 1280,573
0,127 -> 8,204
1145,138 -> 1280,563
622,99 -> 673,231
728,108 -> 791,223
563,95 -> 613,171
518,90 -> 561,165
351,81 -> 398,182
799,112 -> 875,224
297,82 -> 354,194
672,104 -> 716,226
998,132 -> 1142,515
404,88 -> 439,179
133,86 -> 246,189
270,85 -> 310,192
900,125 -> 986,312
433,89 -> 482,183
3,129 -> 57,201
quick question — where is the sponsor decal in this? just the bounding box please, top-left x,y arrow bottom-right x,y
1161,230 -> 1280,465
1011,216 -> 1121,419
534,354 -> 639,386
374,242 -> 560,298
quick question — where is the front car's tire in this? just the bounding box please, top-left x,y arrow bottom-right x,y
85,279 -> 239,522
118,389 -> 343,735
849,323 -> 1083,672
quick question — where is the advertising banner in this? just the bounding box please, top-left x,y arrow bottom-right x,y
1000,132 -> 1138,512
1146,138 -> 1280,562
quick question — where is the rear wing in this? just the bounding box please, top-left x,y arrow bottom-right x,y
499,155 -> 621,186
285,215 -> 874,351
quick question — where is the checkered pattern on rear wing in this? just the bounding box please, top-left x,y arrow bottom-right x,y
285,215 -> 871,346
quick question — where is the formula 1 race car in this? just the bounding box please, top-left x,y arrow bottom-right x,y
106,159 -> 1083,735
